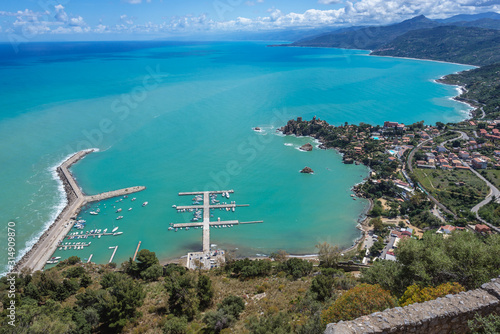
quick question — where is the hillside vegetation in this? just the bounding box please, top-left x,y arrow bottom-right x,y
440,62 -> 500,118
371,26 -> 500,66
2,232 -> 500,333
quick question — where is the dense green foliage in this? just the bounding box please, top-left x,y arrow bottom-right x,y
478,200 -> 500,226
225,258 -> 273,278
442,62 -> 500,118
372,26 -> 500,66
278,258 -> 313,280
362,232 -> 500,296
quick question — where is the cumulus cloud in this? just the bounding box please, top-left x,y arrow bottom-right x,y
54,4 -> 68,23
318,0 -> 343,4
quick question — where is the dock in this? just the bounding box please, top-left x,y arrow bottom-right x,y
172,190 -> 263,269
133,241 -> 141,261
13,149 -> 146,273
109,246 -> 118,263
87,254 -> 93,263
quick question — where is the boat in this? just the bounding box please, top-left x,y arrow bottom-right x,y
172,205 -> 177,208
46,260 -> 58,264
112,227 -> 119,232
90,211 -> 98,215
142,201 -> 148,207
124,195 -> 128,199
98,235 -> 101,239
186,227 -> 190,230
51,256 -> 61,260
113,232 -> 123,236
132,197 -> 136,201
168,227 -> 174,231
128,208 -> 132,211
116,216 -> 123,220
116,208 -> 122,213
191,218 -> 199,222
232,207 -> 235,212
103,228 -> 108,233
222,192 -> 226,197
175,228 -> 178,232
226,192 -> 230,198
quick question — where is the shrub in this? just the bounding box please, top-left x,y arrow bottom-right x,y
163,315 -> 188,334
399,282 -> 465,307
321,284 -> 397,325
140,264 -> 163,281
278,258 -> 313,280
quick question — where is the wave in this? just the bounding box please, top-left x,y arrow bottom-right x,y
12,149 -> 99,273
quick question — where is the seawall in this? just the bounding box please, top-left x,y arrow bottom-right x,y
325,276 -> 500,334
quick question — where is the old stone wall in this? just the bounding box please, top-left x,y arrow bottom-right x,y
325,277 -> 500,334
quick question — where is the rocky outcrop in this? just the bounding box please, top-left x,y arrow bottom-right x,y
300,167 -> 314,174
299,143 -> 313,151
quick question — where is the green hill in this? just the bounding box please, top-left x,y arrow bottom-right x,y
440,62 -> 500,118
291,15 -> 439,50
371,26 -> 500,66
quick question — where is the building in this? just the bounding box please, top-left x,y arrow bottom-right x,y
472,158 -> 487,169
384,121 -> 399,128
475,224 -> 491,233
459,151 -> 470,159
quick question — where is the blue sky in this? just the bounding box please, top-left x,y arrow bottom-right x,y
0,0 -> 499,41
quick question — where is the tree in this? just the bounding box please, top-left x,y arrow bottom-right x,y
100,272 -> 146,331
321,284 -> 397,325
166,273 -> 199,320
218,295 -> 245,319
141,264 -> 163,281
316,242 -> 341,268
136,249 -> 159,273
203,309 -> 234,334
197,275 -> 214,310
278,258 -> 313,280
67,256 -> 81,265
310,273 -> 335,301
269,250 -> 289,262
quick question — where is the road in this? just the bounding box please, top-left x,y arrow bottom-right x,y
469,165 -> 500,213
380,236 -> 396,259
441,130 -> 469,146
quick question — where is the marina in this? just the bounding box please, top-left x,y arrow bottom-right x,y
171,190 -> 263,269
12,150 -> 146,273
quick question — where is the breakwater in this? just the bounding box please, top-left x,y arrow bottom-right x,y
12,150 -> 145,273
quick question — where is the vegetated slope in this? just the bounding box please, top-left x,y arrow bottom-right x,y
371,26 -> 500,66
440,62 -> 500,117
291,15 -> 439,50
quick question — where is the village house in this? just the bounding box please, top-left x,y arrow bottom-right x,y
472,158 -> 488,169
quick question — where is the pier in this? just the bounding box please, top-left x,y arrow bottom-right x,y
171,190 -> 263,269
109,246 -> 118,263
13,149 -> 146,273
133,241 -> 141,261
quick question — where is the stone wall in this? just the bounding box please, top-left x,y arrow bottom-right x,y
325,277 -> 500,334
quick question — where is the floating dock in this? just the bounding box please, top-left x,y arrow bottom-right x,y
172,190 -> 263,264
109,246 -> 118,263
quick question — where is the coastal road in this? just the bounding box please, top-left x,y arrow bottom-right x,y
469,165 -> 500,213
441,131 -> 469,146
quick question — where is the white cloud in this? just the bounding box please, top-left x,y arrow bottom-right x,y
122,0 -> 144,4
318,0 -> 343,4
54,4 -> 68,23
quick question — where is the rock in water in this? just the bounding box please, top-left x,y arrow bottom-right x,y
299,143 -> 313,151
300,167 -> 314,174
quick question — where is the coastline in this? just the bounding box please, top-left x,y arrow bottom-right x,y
12,149 -> 95,273
12,150 -> 146,273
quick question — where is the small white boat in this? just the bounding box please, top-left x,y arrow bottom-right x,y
98,235 -> 101,239
226,192 -> 230,198
142,201 -> 148,207
172,205 -> 176,208
132,197 -> 136,201
103,228 -> 108,233
128,208 -> 132,211
90,211 -> 98,215
112,227 -> 119,232
222,192 -> 226,198
116,208 -> 122,213
113,232 -> 123,236
232,207 -> 235,212
116,216 -> 123,220
168,227 -> 174,231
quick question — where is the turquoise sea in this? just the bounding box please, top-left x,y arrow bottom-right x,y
0,41 -> 473,274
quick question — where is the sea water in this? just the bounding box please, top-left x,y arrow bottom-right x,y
0,41 -> 473,274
